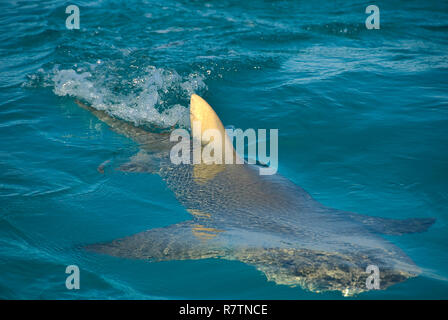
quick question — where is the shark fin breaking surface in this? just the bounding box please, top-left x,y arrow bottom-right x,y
77,95 -> 434,295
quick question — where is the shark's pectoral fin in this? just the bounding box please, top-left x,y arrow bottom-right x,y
85,221 -> 226,261
341,212 -> 435,235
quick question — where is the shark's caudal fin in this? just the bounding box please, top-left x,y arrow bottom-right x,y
74,99 -> 149,144
74,99 -> 174,173
339,212 -> 436,235
74,99 -> 173,149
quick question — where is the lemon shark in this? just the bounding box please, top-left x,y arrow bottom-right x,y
75,95 -> 435,296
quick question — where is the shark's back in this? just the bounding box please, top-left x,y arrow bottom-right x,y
75,96 -> 434,296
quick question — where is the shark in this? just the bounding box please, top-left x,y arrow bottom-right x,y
75,94 -> 435,296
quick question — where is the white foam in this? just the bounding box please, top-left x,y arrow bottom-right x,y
32,64 -> 207,129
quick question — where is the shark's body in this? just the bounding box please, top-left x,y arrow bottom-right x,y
76,95 -> 434,295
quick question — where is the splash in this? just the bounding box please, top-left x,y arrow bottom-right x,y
26,63 -> 207,129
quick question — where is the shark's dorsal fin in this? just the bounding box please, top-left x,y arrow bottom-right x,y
190,94 -> 227,142
190,94 -> 242,182
190,94 -> 237,156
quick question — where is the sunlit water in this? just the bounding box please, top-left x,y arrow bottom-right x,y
1,0 -> 448,299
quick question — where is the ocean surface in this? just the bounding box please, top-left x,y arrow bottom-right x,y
1,0 -> 448,299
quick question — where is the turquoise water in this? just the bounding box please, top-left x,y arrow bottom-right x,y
1,0 -> 448,299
